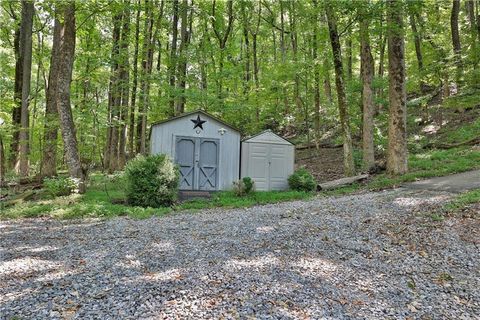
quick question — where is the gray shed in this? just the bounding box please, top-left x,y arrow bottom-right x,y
241,130 -> 295,191
150,110 -> 241,191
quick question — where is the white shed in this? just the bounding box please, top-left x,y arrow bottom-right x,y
241,130 -> 295,191
150,110 -> 241,191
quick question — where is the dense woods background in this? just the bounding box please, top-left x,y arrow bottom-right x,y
1,0 -> 480,191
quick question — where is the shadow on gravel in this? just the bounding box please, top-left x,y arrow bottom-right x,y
1,190 -> 478,319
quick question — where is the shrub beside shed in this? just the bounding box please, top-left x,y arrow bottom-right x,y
241,130 -> 295,191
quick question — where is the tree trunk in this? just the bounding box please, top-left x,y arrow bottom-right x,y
325,3 -> 355,176
18,0 -> 34,178
409,12 -> 425,92
280,0 -> 289,115
386,0 -> 408,175
169,0 -> 179,115
451,0 -> 462,84
176,0 -> 191,114
360,3 -> 375,171
476,0 -> 480,41
241,0 -> 251,96
251,3 -> 261,122
41,6 -> 62,178
54,2 -> 86,193
0,135 -> 5,187
467,0 -> 478,68
106,11 -> 123,173
129,0 -> 141,157
211,0 -> 234,108
312,0 -> 321,146
136,0 -> 154,154
118,3 -> 130,169
377,20 -> 387,113
10,17 -> 22,170
346,31 -> 353,80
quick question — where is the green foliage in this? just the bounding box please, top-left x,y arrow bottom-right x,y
124,154 -> 179,208
242,177 -> 255,194
43,176 -> 77,197
1,172 -> 311,220
288,168 -> 317,192
368,147 -> 480,190
232,177 -> 255,197
178,190 -> 312,211
445,188 -> 480,212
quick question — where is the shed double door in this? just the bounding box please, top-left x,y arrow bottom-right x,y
250,144 -> 288,191
175,137 -> 219,191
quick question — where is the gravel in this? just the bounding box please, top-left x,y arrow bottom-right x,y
1,189 -> 479,319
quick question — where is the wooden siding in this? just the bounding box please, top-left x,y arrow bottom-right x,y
150,112 -> 241,190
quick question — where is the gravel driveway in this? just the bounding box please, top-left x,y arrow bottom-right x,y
1,189 -> 479,319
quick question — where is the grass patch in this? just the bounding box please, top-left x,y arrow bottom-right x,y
445,188 -> 480,212
367,147 -> 480,190
177,190 -> 313,211
440,117 -> 480,144
443,89 -> 480,110
1,173 -> 313,220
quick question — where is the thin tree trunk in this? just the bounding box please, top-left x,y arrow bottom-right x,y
118,3 -> 130,169
241,0 -> 251,96
169,0 -> 179,114
0,135 -> 4,187
346,31 -> 353,80
136,0 -> 154,154
467,0 -> 478,68
377,20 -> 387,113
476,0 -> 480,41
280,0 -> 289,115
325,3 -> 355,176
10,16 -> 22,170
18,0 -> 34,178
128,0 -> 141,157
386,0 -> 408,175
54,2 -> 86,193
176,0 -> 191,114
106,11 -> 123,172
360,3 -> 375,171
211,0 -> 234,108
451,0 -> 462,84
312,0 -> 321,146
41,7 -> 62,178
289,2 -> 302,122
251,2 -> 261,122
409,12 -> 425,92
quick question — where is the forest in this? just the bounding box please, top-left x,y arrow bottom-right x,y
0,0 -> 480,192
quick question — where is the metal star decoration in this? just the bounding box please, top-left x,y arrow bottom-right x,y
191,115 -> 206,130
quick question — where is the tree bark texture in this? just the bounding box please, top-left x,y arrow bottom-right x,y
387,0 -> 408,175
18,0 -> 34,178
451,0 -> 462,82
10,15 -> 22,169
129,0 -> 141,157
54,2 -> 86,192
169,0 -> 179,114
41,6 -> 62,178
325,3 -> 355,176
136,0 -> 154,154
360,4 -> 375,171
118,3 -> 130,169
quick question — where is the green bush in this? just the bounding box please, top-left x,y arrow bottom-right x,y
125,154 -> 179,208
288,168 -> 316,192
43,176 -> 77,197
232,177 -> 255,197
242,177 -> 255,194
